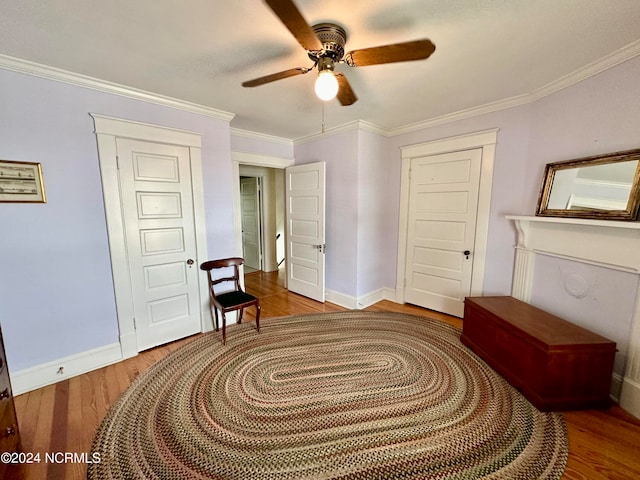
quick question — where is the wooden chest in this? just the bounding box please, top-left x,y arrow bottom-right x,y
461,296 -> 616,411
0,325 -> 21,478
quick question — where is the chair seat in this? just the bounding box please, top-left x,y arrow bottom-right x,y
216,290 -> 258,309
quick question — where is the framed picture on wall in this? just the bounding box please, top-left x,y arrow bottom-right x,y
0,160 -> 46,203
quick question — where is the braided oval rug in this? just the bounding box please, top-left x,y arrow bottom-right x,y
88,311 -> 568,480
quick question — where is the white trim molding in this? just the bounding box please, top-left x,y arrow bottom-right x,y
386,39 -> 640,138
11,343 -> 122,395
92,115 -> 212,359
230,128 -> 293,147
3,38 -> 640,143
396,129 -> 498,308
295,120 -> 390,145
231,151 -> 294,169
231,152 -> 295,258
506,215 -> 640,419
325,288 -> 396,310
0,54 -> 234,122
91,114 -> 203,146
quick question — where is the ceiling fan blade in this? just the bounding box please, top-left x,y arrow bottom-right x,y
335,74 -> 357,106
264,0 -> 323,51
345,39 -> 436,67
242,67 -> 310,87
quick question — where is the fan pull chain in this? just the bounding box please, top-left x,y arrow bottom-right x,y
321,102 -> 325,134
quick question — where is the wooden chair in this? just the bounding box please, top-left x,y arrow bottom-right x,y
200,257 -> 260,345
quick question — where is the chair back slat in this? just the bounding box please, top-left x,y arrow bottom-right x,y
200,258 -> 245,298
211,275 -> 238,286
200,257 -> 244,270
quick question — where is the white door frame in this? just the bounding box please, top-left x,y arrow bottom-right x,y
231,151 -> 295,263
396,129 -> 498,304
91,114 -> 211,359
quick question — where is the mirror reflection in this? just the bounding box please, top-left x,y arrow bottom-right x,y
536,148 -> 640,220
547,160 -> 638,211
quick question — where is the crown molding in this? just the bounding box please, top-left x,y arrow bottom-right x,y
297,39 -> 640,141
0,54 -> 235,122
294,120 -> 361,145
294,120 -> 389,145
529,38 -> 640,102
3,37 -> 639,142
230,128 -> 293,146
387,94 -> 531,137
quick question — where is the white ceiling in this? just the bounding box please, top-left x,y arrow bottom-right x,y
1,0 -> 640,140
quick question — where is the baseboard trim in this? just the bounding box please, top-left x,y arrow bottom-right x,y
11,343 -> 123,395
325,288 -> 397,310
619,376 -> 640,419
325,290 -> 358,309
610,372 -> 623,403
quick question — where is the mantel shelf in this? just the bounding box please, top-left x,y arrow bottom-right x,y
505,214 -> 640,274
506,215 -> 640,230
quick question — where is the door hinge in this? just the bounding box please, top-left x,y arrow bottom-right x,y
116,155 -> 120,170
133,317 -> 137,330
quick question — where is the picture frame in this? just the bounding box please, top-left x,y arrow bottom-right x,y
0,160 -> 47,203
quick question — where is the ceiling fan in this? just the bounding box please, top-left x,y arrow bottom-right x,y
242,0 -> 436,105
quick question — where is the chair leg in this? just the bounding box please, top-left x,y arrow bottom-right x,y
238,308 -> 243,324
221,312 -> 227,345
255,304 -> 261,333
213,308 -> 219,332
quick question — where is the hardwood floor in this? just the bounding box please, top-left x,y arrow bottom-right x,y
11,270 -> 640,479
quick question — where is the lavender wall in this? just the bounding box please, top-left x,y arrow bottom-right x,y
294,130 -> 359,297
2,51 -> 639,379
0,68 -> 234,371
381,55 -> 640,300
521,55 -> 640,377
386,105 -> 533,297
290,55 -> 640,306
356,129 -> 391,298
525,55 -> 640,212
230,131 -> 294,159
531,254 -> 638,377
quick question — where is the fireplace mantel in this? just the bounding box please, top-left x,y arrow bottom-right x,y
506,215 -> 640,418
506,215 -> 640,275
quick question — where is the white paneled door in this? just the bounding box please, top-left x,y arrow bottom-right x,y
117,139 -> 201,351
285,162 -> 326,302
240,177 -> 262,271
404,149 -> 482,317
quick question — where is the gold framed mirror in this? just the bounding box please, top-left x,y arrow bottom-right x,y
536,148 -> 640,220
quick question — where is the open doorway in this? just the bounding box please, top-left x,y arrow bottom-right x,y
231,152 -> 294,292
238,165 -> 286,275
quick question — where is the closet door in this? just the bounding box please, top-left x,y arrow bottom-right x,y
404,149 -> 482,317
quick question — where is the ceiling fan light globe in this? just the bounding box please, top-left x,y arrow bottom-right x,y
314,71 -> 339,101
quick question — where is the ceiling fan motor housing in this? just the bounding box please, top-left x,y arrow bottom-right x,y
310,23 -> 347,61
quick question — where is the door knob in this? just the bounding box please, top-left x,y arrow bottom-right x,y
463,250 -> 471,259
186,259 -> 195,266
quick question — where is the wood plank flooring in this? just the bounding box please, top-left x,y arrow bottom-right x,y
11,269 -> 640,479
